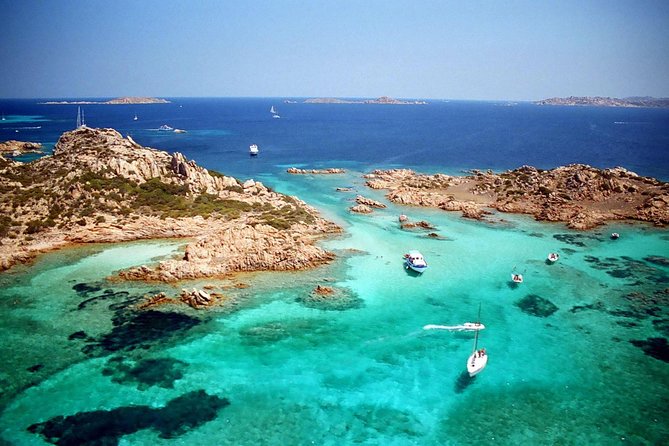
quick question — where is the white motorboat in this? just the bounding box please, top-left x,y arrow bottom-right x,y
404,250 -> 428,273
466,304 -> 488,377
158,124 -> 174,131
423,322 -> 485,331
249,144 -> 259,156
611,232 -> 620,240
511,273 -> 523,283
547,252 -> 559,263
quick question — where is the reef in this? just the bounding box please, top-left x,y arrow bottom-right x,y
27,389 -> 228,445
515,294 -> 559,317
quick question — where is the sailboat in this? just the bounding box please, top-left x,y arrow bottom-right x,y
133,114 -> 138,121
270,105 -> 280,119
466,304 -> 488,377
76,107 -> 86,128
1,112 -> 5,121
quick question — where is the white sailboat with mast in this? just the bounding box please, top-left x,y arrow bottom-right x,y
76,107 -> 86,128
466,304 -> 488,377
270,105 -> 280,118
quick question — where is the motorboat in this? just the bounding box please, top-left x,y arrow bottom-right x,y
466,304 -> 488,377
423,322 -> 485,331
511,273 -> 523,283
611,232 -> 620,240
547,252 -> 559,263
158,124 -> 174,131
404,250 -> 428,273
133,114 -> 138,121
174,129 -> 187,133
249,144 -> 259,156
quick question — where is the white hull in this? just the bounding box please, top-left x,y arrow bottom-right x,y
249,144 -> 259,156
547,253 -> 559,263
467,351 -> 488,377
511,273 -> 523,283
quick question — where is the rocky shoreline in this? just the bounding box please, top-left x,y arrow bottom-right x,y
0,127 -> 340,277
364,165 -> 668,229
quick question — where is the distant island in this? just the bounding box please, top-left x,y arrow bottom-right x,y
41,97 -> 170,105
304,96 -> 427,105
535,96 -> 669,108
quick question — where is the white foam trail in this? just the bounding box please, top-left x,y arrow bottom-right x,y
423,323 -> 485,331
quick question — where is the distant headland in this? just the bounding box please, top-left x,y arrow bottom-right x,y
304,96 -> 427,105
535,96 -> 669,108
40,97 -> 170,105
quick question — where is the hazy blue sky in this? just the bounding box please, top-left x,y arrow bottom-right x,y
1,0 -> 668,100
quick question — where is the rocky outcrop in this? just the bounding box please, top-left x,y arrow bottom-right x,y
355,195 -> 386,208
0,127 -> 340,275
287,167 -> 345,174
365,165 -> 669,229
0,140 -> 42,156
349,204 -> 373,214
119,222 -> 336,282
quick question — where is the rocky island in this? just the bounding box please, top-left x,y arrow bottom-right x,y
364,165 -> 669,229
41,97 -> 170,105
304,96 -> 427,105
0,140 -> 43,157
535,96 -> 669,108
0,127 -> 340,277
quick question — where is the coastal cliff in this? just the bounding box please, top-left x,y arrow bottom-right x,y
365,165 -> 669,229
535,96 -> 669,108
0,127 -> 340,276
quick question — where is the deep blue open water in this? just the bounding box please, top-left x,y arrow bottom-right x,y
0,99 -> 668,445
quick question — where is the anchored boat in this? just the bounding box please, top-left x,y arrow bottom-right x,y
404,250 -> 428,274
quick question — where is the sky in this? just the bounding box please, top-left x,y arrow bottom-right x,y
1,0 -> 668,100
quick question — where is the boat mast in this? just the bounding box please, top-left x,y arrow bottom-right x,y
472,303 -> 482,353
76,107 -> 81,128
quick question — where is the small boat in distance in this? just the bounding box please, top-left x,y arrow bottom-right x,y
611,232 -> 620,240
511,272 -> 523,283
270,105 -> 280,118
158,124 -> 174,131
547,252 -> 559,263
249,144 -> 259,156
133,114 -> 138,121
404,250 -> 428,274
466,304 -> 488,377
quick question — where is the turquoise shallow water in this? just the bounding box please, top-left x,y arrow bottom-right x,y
1,170 -> 668,445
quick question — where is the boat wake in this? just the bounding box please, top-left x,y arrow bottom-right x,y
423,323 -> 485,331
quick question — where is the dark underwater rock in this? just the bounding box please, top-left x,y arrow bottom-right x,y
629,337 -> 669,363
82,310 -> 199,356
515,294 -> 559,317
102,356 -> 188,390
644,256 -> 669,267
27,389 -> 229,445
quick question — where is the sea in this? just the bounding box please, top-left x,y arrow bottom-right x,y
0,98 -> 668,445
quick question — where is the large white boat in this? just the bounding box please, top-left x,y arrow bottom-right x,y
466,305 -> 488,377
249,144 -> 259,156
404,250 -> 428,274
158,124 -> 174,131
270,105 -> 280,118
